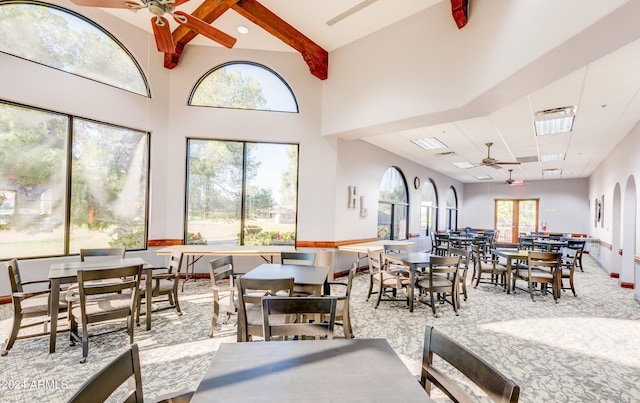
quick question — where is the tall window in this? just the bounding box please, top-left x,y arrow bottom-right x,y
186,139 -> 298,246
420,178 -> 438,236
377,167 -> 408,240
0,101 -> 150,259
0,2 -> 148,96
189,62 -> 298,113
445,186 -> 458,232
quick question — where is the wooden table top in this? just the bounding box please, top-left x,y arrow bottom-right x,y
48,257 -> 151,280
242,263 -> 329,287
191,339 -> 431,402
337,240 -> 415,254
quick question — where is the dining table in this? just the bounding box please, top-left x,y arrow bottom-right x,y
190,338 -> 431,402
47,257 -> 155,353
533,239 -> 568,251
337,239 -> 416,268
382,252 -> 432,312
241,263 -> 330,297
492,248 -> 529,294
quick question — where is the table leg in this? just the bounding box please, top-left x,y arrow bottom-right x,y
49,279 -> 60,354
506,257 -> 512,294
408,264 -> 415,312
146,269 -> 152,331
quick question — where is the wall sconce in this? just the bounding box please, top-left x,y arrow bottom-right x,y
348,186 -> 358,209
359,195 -> 367,218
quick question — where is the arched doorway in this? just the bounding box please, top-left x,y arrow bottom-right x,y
621,176 -> 636,289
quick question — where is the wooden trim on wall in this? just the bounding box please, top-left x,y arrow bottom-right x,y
296,238 -> 378,248
148,239 -> 184,247
620,282 -> 635,289
599,240 -> 612,250
610,273 -> 620,279
0,295 -> 11,305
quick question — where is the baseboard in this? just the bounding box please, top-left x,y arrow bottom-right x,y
620,282 -> 635,289
0,295 -> 11,305
610,273 -> 620,279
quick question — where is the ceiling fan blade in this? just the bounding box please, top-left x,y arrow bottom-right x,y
70,0 -> 132,8
172,0 -> 191,6
173,11 -> 237,49
496,161 -> 521,165
151,17 -> 175,53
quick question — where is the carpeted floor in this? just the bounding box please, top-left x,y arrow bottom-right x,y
1,254 -> 639,402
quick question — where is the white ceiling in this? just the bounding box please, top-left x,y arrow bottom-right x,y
100,0 -> 640,184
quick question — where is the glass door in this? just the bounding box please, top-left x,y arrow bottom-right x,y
494,199 -> 539,243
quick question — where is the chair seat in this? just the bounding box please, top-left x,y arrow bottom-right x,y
22,292 -> 67,314
71,293 -> 132,317
518,269 -> 554,281
379,275 -> 411,287
417,277 -> 454,289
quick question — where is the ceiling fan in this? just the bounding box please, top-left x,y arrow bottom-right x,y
478,142 -> 521,169
69,0 -> 237,53
505,169 -> 526,186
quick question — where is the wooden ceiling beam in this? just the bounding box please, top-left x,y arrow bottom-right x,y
164,0 -> 239,69
232,0 -> 328,80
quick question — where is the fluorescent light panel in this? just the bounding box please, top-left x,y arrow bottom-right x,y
542,168 -> 562,176
412,137 -> 447,150
474,174 -> 492,180
540,153 -> 566,162
452,161 -> 474,169
534,106 -> 576,136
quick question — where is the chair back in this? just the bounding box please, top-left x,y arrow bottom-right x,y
517,237 -> 534,250
262,296 -> 337,341
280,252 -> 316,266
421,325 -> 520,403
448,247 -> 471,268
166,249 -> 184,275
6,258 -> 22,293
428,255 -> 461,280
236,276 -> 295,341
383,244 -> 408,255
208,255 -> 234,286
527,251 -> 561,272
566,239 -> 585,252
77,264 -> 142,319
80,248 -> 125,262
67,343 -> 143,403
560,247 -> 578,270
367,249 -> 384,274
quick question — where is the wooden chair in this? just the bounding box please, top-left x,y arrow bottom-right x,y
566,239 -> 586,271
67,343 -> 144,402
324,262 -> 356,338
207,255 -> 237,338
416,255 -> 461,317
70,264 -> 142,363
383,244 -> 411,275
448,247 -> 472,305
432,233 -> 450,256
236,276 -> 295,342
512,251 -> 561,302
2,259 -> 67,356
261,296 -> 337,341
136,249 -> 184,326
280,251 -> 316,265
367,250 -> 411,308
559,247 -> 578,297
471,245 -> 507,290
421,325 -> 520,402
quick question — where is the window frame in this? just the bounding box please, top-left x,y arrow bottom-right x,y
445,186 -> 458,232
377,166 -> 409,241
420,177 -> 439,236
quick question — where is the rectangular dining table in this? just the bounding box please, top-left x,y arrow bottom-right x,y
241,263 -> 330,296
337,240 -> 416,268
47,257 -> 155,353
190,338 -> 431,402
383,252 -> 432,312
492,248 -> 529,294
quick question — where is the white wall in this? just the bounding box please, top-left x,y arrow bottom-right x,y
463,178 -> 589,235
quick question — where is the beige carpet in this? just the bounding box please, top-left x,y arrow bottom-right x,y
1,254 -> 639,402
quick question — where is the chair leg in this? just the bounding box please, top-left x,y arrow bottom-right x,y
366,276 -> 373,301
135,294 -> 142,326
173,290 -> 182,315
375,285 -> 383,308
209,302 -> 220,338
342,308 -> 353,339
1,312 -> 21,355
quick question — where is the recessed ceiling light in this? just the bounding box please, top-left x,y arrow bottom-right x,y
540,153 -> 566,162
411,137 -> 447,150
237,25 -> 249,34
474,174 -> 492,180
534,106 -> 576,136
542,168 -> 562,176
452,161 -> 474,169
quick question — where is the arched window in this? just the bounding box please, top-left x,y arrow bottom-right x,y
446,186 -> 458,232
0,1 -> 149,96
420,178 -> 438,236
377,167 -> 408,240
189,61 -> 298,112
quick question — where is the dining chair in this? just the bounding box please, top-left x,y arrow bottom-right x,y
448,247 -> 472,305
471,245 -> 507,290
136,249 -> 184,326
67,343 -> 144,402
324,262 -> 356,338
566,239 -> 586,271
559,247 -> 578,297
280,251 -> 316,265
421,325 -> 520,402
416,255 -> 461,317
207,255 -> 237,338
367,250 -> 411,308
236,276 -> 295,342
261,296 -> 337,341
70,264 -> 142,363
512,251 -> 562,302
433,233 -> 450,256
1,258 -> 67,356
383,244 -> 411,275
